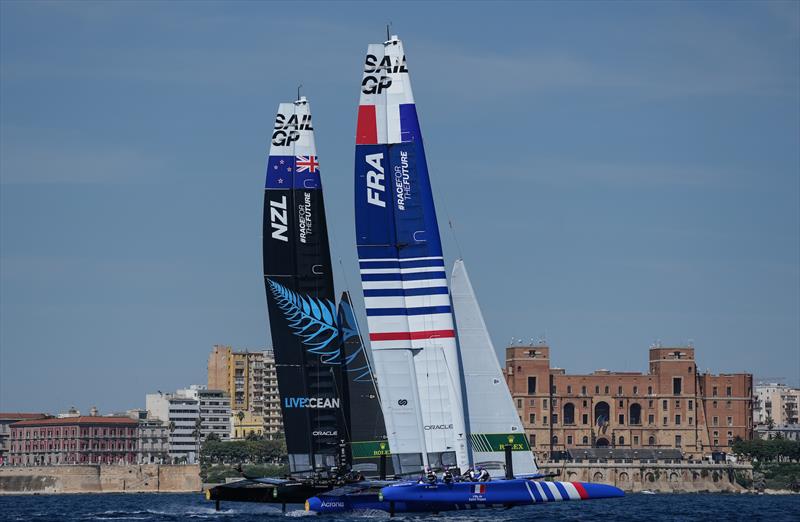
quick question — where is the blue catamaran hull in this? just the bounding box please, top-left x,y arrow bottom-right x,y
306,479 -> 624,514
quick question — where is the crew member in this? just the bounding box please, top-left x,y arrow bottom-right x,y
442,467 -> 454,484
422,467 -> 437,485
478,467 -> 491,482
468,467 -> 481,482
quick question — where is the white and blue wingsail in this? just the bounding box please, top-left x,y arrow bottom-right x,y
451,259 -> 539,476
354,35 -> 469,474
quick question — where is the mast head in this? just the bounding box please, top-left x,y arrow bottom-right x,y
385,34 -> 400,46
295,95 -> 308,105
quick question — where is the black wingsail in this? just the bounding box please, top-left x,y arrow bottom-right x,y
336,292 -> 392,475
263,97 -> 350,473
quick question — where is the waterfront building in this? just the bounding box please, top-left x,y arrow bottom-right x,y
230,410 -> 265,440
754,424 -> 800,441
753,383 -> 799,427
145,392 -> 200,464
207,345 -> 283,439
134,417 -> 169,464
0,413 -> 48,465
505,345 -> 753,460
7,415 -> 138,465
178,385 -> 232,442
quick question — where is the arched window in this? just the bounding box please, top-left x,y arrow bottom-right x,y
648,436 -> 655,446
582,436 -> 589,445
563,403 -> 575,425
552,435 -> 558,445
619,436 -> 625,445
630,403 -> 642,425
594,401 -> 610,426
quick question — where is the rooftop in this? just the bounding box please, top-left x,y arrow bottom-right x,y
11,416 -> 137,427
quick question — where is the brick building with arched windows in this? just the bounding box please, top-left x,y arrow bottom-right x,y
505,345 -> 753,460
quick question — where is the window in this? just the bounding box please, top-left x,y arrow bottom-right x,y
529,399 -> 536,406
713,416 -> 719,426
630,404 -> 642,425
567,385 -> 572,394
688,400 -> 693,410
726,400 -> 732,409
563,403 -> 575,425
673,377 -> 682,395
618,386 -> 623,396
543,399 -> 548,409
582,414 -> 589,425
529,413 -> 536,424
551,385 -> 557,394
727,417 -> 733,427
567,435 -> 573,445
676,400 -> 680,408
663,416 -> 668,426
582,436 -> 589,445
619,400 -> 624,408
713,400 -> 718,408
675,435 -> 682,447
713,386 -> 718,397
726,386 -> 732,397
648,386 -> 653,395
648,414 -> 655,424
618,414 -> 625,425
552,414 -> 559,425
714,439 -> 719,446
662,400 -> 668,410
689,417 -> 693,425
604,385 -> 609,394
582,400 -> 588,407
551,435 -> 557,445
595,385 -> 600,394
527,377 -> 537,394
581,385 -> 587,395
619,436 -> 624,445
648,436 -> 655,446
543,416 -> 548,425
648,399 -> 654,408
633,386 -> 638,395
633,435 -> 639,445
516,399 -> 522,408
675,414 -> 681,425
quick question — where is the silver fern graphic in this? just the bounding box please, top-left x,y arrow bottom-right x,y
267,279 -> 340,363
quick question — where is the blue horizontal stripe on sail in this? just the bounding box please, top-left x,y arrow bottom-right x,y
363,287 -> 450,297
360,271 -> 447,282
359,258 -> 445,270
366,306 -> 452,317
359,260 -> 400,269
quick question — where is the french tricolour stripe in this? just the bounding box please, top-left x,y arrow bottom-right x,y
359,255 -> 455,345
356,103 -> 419,146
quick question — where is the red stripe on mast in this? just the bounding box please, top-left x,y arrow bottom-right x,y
356,105 -> 378,144
370,329 -> 456,341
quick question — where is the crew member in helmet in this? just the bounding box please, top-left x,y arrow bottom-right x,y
469,467 -> 482,482
478,467 -> 491,482
442,467 -> 454,484
423,467 -> 437,484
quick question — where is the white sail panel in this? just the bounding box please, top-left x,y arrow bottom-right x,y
451,259 -> 539,476
355,35 -> 469,473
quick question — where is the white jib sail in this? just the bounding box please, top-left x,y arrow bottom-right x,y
451,259 -> 539,476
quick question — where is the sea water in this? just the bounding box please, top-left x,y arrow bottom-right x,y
0,493 -> 797,521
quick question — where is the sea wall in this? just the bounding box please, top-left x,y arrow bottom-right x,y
539,461 -> 752,493
0,464 -> 201,494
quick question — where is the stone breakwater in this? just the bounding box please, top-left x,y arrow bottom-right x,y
539,461 -> 753,493
0,464 -> 201,494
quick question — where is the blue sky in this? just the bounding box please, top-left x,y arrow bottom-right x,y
1,1 -> 798,413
